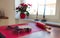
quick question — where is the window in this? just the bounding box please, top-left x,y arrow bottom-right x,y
24,0 -> 56,15
15,0 -> 20,8
15,0 -> 20,19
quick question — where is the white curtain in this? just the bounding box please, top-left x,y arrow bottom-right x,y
24,0 -> 56,15
15,0 -> 56,19
15,0 -> 20,19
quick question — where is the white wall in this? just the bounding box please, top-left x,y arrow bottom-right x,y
0,0 -> 9,25
0,0 -> 15,25
5,0 -> 15,24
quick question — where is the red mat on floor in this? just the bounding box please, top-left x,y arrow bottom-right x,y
0,23 -> 42,38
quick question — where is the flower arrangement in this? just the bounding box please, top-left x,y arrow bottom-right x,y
16,3 -> 31,19
16,3 -> 31,13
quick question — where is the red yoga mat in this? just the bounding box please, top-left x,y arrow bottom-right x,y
0,23 -> 42,38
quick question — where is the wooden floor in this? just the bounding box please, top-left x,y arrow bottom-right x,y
20,31 -> 51,38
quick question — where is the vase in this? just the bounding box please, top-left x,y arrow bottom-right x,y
26,11 -> 29,19
20,13 -> 26,19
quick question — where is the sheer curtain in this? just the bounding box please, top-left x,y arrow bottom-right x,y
15,0 -> 20,19
15,0 -> 56,19
24,0 -> 56,15
24,0 -> 38,15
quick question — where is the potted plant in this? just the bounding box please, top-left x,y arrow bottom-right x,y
16,3 -> 31,19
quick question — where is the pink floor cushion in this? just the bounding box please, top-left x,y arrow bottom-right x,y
35,22 -> 46,30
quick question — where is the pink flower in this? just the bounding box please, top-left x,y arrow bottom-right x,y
28,4 -> 32,6
16,3 -> 32,12
20,3 -> 27,7
16,7 -> 19,10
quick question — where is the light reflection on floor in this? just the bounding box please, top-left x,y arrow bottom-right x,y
20,31 -> 51,38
